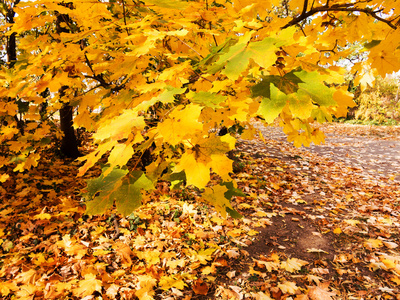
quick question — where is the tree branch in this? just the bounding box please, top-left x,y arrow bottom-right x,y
282,3 -> 397,29
300,0 -> 309,17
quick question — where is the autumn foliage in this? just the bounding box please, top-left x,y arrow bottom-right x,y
1,1 -> 400,299
1,0 -> 399,217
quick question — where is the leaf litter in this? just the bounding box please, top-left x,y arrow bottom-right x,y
1,122 -> 400,299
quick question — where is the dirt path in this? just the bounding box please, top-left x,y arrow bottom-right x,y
227,122 -> 400,298
254,122 -> 400,181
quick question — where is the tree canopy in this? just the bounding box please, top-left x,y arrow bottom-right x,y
1,0 -> 399,216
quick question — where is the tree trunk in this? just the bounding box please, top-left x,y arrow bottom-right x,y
6,1 -> 19,68
4,1 -> 25,134
60,104 -> 81,158
57,7 -> 81,158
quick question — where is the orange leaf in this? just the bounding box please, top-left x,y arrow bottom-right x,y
192,279 -> 209,295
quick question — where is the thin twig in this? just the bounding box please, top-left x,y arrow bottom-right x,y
282,3 -> 397,29
175,37 -> 203,58
121,0 -> 131,36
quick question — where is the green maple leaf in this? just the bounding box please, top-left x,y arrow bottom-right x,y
246,38 -> 279,69
252,71 -> 303,98
114,171 -> 154,216
294,70 -> 337,107
84,167 -> 128,215
135,86 -> 186,112
215,41 -> 251,80
311,107 -> 333,123
84,168 -> 154,216
199,38 -> 238,69
256,85 -> 288,124
221,181 -> 246,200
187,91 -> 227,109
254,69 -> 339,122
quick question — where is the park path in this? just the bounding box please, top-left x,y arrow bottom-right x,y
252,122 -> 400,181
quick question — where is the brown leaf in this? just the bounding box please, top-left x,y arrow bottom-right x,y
113,242 -> 133,267
192,279 -> 209,295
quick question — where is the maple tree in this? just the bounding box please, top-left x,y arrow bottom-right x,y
1,0 -> 400,217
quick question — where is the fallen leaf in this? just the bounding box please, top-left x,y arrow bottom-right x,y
280,258 -> 308,273
73,273 -> 102,297
333,227 -> 342,234
227,249 -> 240,259
226,271 -> 236,278
306,248 -> 329,254
308,283 -> 336,300
278,281 -> 298,294
363,238 -> 383,249
252,291 -> 273,300
192,279 -> 209,295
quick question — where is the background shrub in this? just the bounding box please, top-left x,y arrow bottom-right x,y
351,76 -> 400,124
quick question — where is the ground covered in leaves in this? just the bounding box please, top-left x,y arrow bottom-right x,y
1,123 -> 400,299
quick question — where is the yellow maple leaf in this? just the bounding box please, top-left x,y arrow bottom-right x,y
254,259 -> 279,272
159,275 -> 187,290
347,14 -> 372,42
371,50 -> 400,76
202,185 -> 231,217
16,269 -> 37,284
193,247 -> 217,265
157,104 -> 203,146
178,134 -> 234,183
202,265 -> 217,275
136,275 -> 157,300
391,276 -> 400,285
363,238 -> 383,249
174,151 -> 210,188
73,273 -> 102,297
280,258 -> 308,273
56,234 -> 87,259
77,140 -> 116,176
137,250 -> 160,265
248,229 -> 259,236
227,228 -> 243,237
74,110 -> 95,131
0,281 -> 17,296
277,281 -> 298,294
33,213 -> 51,220
94,110 -> 145,141
29,253 -> 46,266
105,143 -> 134,177
381,258 -> 396,269
208,154 -> 233,181
0,174 -> 9,183
15,283 -> 37,299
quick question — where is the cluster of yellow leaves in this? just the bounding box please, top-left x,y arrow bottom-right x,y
1,0 -> 400,216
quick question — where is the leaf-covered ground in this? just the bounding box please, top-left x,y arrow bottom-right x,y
1,123 -> 400,299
